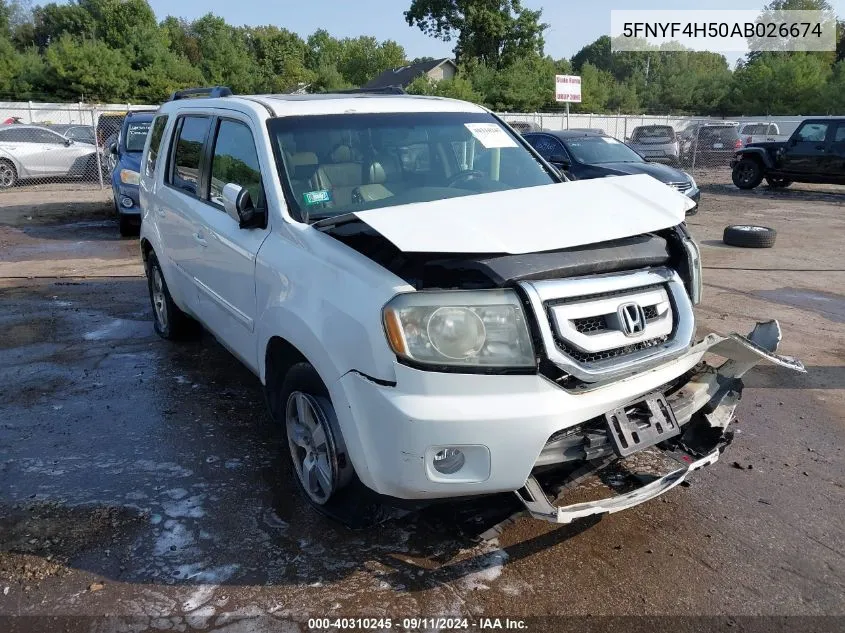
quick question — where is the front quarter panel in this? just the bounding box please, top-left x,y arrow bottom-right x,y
254,223 -> 412,388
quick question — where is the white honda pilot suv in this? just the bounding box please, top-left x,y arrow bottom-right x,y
138,87 -> 802,524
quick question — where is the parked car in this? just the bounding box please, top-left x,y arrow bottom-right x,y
0,124 -> 100,188
739,122 -> 788,146
679,123 -> 743,166
523,130 -> 700,212
110,110 -> 154,236
48,124 -> 97,145
138,86 -> 802,525
626,125 -> 680,165
731,118 -> 845,189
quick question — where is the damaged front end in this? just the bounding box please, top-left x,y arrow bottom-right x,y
517,320 -> 805,524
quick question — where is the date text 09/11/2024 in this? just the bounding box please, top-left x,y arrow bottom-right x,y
307,617 -> 528,630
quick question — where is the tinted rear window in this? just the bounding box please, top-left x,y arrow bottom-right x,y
631,126 -> 674,141
699,127 -> 740,143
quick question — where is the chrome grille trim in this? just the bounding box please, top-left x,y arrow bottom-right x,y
519,268 -> 695,383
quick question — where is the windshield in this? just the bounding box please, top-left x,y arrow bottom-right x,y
631,126 -> 675,142
267,112 -> 555,221
564,136 -> 644,164
124,121 -> 151,152
699,127 -> 740,143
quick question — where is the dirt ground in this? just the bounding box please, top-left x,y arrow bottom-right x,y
0,180 -> 843,633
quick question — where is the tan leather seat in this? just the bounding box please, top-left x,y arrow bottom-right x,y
286,151 -> 320,201
354,162 -> 393,203
315,145 -> 362,207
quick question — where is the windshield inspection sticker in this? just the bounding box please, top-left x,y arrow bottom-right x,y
303,190 -> 331,205
464,123 -> 518,149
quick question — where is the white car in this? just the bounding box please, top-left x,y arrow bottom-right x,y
138,88 -> 803,524
0,124 -> 101,188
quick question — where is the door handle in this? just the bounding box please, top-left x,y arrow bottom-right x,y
193,232 -> 208,247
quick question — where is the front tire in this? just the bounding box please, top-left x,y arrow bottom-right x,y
146,252 -> 196,339
278,363 -> 354,507
732,158 -> 764,190
0,160 -> 17,188
118,214 -> 136,237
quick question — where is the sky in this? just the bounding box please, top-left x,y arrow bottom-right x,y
142,0 -> 844,68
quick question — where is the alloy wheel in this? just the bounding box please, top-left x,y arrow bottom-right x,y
285,391 -> 338,505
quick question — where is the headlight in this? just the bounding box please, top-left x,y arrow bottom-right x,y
681,234 -> 702,305
683,171 -> 697,190
383,289 -> 535,368
120,169 -> 140,185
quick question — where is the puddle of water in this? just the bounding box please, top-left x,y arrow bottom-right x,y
83,318 -> 151,341
757,287 -> 845,323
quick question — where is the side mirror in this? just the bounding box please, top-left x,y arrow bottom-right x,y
109,143 -> 117,154
65,138 -> 74,146
789,137 -> 798,146
548,154 -> 571,169
222,183 -> 265,229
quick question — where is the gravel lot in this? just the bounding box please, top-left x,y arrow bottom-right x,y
0,181 -> 843,632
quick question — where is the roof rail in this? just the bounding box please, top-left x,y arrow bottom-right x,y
168,86 -> 233,101
332,86 -> 407,95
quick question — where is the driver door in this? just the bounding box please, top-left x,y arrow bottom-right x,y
780,122 -> 831,176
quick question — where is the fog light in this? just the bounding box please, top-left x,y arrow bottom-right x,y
120,196 -> 133,208
432,448 -> 465,474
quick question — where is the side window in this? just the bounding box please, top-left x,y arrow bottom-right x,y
168,116 -> 211,196
145,115 -> 169,178
527,135 -> 564,160
795,122 -> 828,143
208,119 -> 264,210
833,125 -> 845,143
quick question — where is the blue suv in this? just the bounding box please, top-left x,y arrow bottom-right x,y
110,111 -> 155,236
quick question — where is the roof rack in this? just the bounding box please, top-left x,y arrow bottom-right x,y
168,86 -> 233,101
331,86 -> 407,95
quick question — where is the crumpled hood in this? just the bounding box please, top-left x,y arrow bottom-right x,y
352,174 -> 694,255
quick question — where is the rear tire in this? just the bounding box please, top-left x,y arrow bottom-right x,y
723,225 -> 777,248
0,160 -> 17,188
146,252 -> 197,339
766,177 -> 792,188
732,158 -> 764,190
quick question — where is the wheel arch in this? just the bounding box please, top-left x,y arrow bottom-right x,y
736,148 -> 772,169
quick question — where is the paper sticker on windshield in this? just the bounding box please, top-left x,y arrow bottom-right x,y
601,137 -> 621,144
464,123 -> 518,149
303,190 -> 331,205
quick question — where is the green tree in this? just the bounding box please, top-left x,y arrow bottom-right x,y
406,73 -> 481,101
730,52 -> 832,114
337,36 -> 406,86
246,25 -> 313,92
42,33 -> 131,101
404,0 -> 547,67
189,14 -> 261,94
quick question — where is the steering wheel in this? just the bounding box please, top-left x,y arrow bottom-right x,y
445,169 -> 485,188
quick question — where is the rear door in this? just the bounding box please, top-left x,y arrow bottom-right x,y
191,116 -> 269,371
780,121 -> 831,175
156,114 -> 214,313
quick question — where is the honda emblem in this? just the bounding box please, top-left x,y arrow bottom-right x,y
618,302 -> 646,337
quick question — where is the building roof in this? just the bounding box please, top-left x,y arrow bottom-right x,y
362,58 -> 456,90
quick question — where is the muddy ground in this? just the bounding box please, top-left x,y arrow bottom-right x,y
0,181 -> 844,632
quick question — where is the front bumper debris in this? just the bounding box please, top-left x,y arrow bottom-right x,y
516,320 -> 804,524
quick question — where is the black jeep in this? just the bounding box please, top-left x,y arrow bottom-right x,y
731,118 -> 845,190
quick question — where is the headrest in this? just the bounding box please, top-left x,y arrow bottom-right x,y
368,162 -> 386,184
330,144 -> 353,163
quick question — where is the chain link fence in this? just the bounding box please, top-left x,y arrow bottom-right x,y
0,101 -> 154,193
0,100 -> 813,196
498,112 -> 806,184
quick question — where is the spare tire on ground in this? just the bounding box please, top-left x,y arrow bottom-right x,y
722,225 -> 777,248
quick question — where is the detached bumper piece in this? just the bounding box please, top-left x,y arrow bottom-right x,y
516,320 -> 804,524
